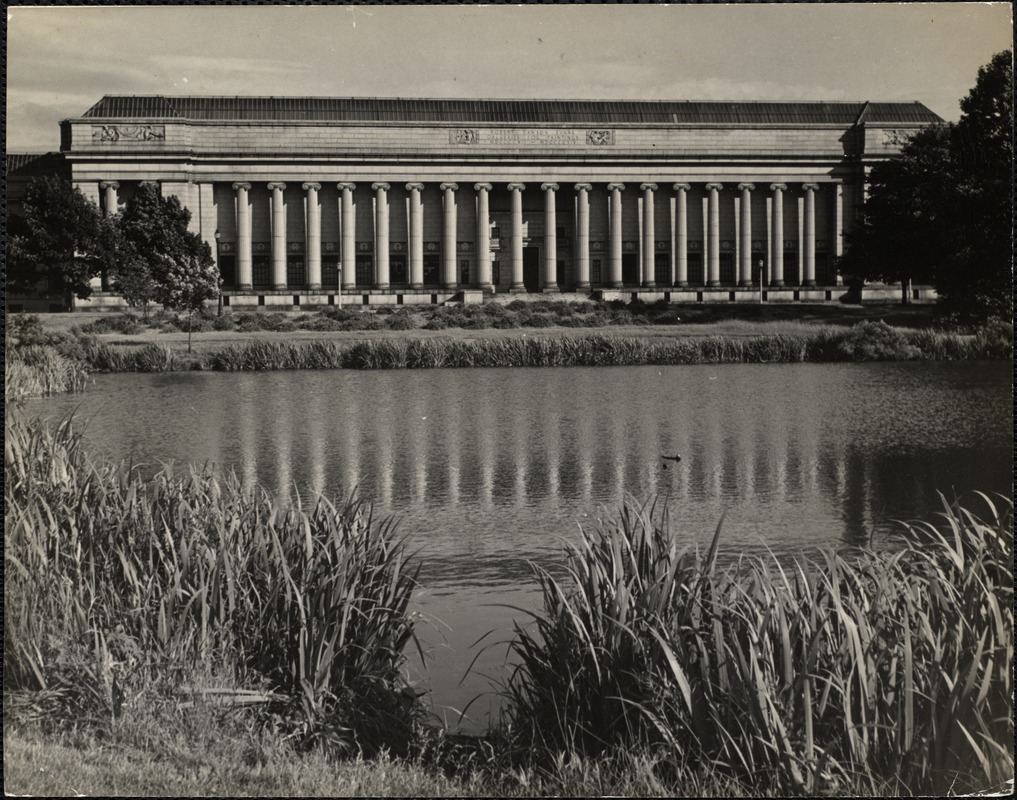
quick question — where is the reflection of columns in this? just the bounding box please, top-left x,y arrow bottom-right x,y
574,184 -> 592,290
440,183 -> 458,289
705,183 -> 722,286
737,183 -> 754,286
338,183 -> 357,290
406,183 -> 424,289
508,183 -> 526,291
268,182 -> 287,289
474,183 -> 493,292
541,183 -> 559,292
803,183 -> 818,286
674,183 -> 689,287
770,183 -> 786,286
607,183 -> 624,288
303,183 -> 321,289
372,182 -> 390,289
232,182 -> 252,290
640,183 -> 657,287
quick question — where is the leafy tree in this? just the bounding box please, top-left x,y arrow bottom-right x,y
5,176 -> 113,299
842,50 -> 1013,322
840,125 -> 954,304
117,182 -> 219,350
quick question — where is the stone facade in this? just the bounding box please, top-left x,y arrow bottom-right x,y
20,96 -> 946,309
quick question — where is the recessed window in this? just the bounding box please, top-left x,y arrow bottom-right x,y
355,255 -> 372,287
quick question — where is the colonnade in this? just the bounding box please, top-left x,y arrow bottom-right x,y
214,180 -> 840,291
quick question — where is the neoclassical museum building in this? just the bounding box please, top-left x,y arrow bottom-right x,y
17,95 -> 944,309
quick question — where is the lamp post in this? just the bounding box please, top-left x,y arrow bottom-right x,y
214,230 -> 223,316
758,258 -> 765,304
337,264 -> 343,309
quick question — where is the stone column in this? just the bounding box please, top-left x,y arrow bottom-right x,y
338,183 -> 357,290
674,183 -> 689,287
372,182 -> 390,289
574,183 -> 592,290
440,182 -> 458,289
770,183 -> 786,286
508,183 -> 526,291
640,183 -> 657,287
737,183 -> 754,286
268,182 -> 287,289
99,181 -> 120,290
803,183 -> 818,287
607,183 -> 625,288
541,183 -> 559,292
474,183 -> 493,292
705,183 -> 723,287
303,183 -> 321,289
833,182 -> 844,285
233,183 -> 253,290
406,183 -> 425,289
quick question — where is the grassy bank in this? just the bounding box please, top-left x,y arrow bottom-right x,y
5,411 -> 1013,795
23,319 -> 1015,374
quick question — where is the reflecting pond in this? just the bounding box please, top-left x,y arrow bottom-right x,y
25,362 -> 1013,728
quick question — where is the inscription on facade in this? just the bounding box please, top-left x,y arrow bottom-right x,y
449,128 -> 615,146
92,125 -> 166,142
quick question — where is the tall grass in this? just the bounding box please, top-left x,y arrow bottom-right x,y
500,496 -> 1013,795
73,322 -> 1009,374
4,412 -> 422,756
5,345 -> 89,402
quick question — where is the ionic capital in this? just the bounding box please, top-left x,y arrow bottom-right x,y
473,182 -> 492,192
99,180 -> 120,190
371,182 -> 391,192
770,183 -> 788,192
507,183 -> 526,192
574,183 -> 593,193
607,183 -> 625,192
541,183 -> 559,192
640,183 -> 658,192
337,182 -> 357,192
405,182 -> 425,192
705,182 -> 724,192
673,183 -> 691,192
802,183 -> 820,192
737,183 -> 755,192
267,182 -> 287,192
440,182 -> 459,192
232,182 -> 251,192
302,182 -> 321,192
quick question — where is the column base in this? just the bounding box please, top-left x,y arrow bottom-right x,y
674,281 -> 688,288
376,284 -> 390,290
237,283 -> 253,291
410,283 -> 424,290
770,280 -> 784,288
802,280 -> 816,287
611,281 -> 624,289
342,284 -> 357,292
478,283 -> 495,293
739,280 -> 753,287
272,284 -> 287,291
642,281 -> 656,289
509,284 -> 527,293
542,284 -> 560,293
307,283 -> 321,290
574,282 -> 591,291
707,280 -> 722,288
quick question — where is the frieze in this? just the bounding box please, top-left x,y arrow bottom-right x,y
447,128 -> 615,146
882,129 -> 913,146
92,125 -> 166,142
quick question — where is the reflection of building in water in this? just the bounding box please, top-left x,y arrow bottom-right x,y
9,97 -> 946,312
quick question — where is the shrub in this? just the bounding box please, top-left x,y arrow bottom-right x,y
75,312 -> 145,335
832,320 -> 921,361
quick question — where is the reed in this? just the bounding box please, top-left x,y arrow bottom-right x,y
5,345 -> 89,402
500,495 -> 1013,795
4,412 -> 422,756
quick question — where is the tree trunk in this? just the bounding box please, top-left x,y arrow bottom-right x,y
901,277 -> 911,305
188,310 -> 193,354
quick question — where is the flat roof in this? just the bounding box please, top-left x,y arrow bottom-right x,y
79,96 -> 944,126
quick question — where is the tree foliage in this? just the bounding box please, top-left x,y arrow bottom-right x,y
5,177 -> 114,299
115,182 -> 219,314
842,50 -> 1013,322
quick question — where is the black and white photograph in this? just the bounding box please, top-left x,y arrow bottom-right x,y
5,3 -> 1013,796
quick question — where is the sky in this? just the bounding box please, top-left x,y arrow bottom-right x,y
6,3 -> 1013,152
